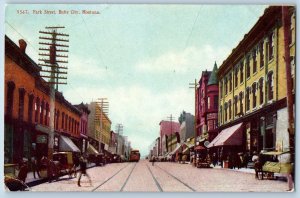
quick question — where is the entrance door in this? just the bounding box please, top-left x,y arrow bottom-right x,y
265,128 -> 274,150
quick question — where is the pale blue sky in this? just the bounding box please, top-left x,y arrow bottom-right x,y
5,4 -> 267,155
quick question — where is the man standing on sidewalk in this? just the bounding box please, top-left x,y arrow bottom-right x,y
31,155 -> 41,179
77,156 -> 92,187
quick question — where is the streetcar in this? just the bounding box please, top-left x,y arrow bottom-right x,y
129,150 -> 140,162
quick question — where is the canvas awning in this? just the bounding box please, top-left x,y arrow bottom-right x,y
59,135 -> 80,152
207,123 -> 243,148
87,144 -> 99,155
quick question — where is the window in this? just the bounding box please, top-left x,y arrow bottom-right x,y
229,73 -> 232,92
260,42 -> 264,68
239,92 -> 243,115
40,100 -> 44,124
224,103 -> 228,122
290,13 -> 295,45
253,49 -> 257,73
259,78 -> 264,105
45,103 -> 49,126
225,77 -> 228,95
228,100 -> 232,120
35,97 -> 40,123
246,56 -> 250,78
208,97 -> 210,110
65,114 -> 68,130
72,118 -> 74,133
267,71 -> 274,100
28,94 -> 34,123
234,96 -> 238,117
69,117 -> 71,131
240,62 -> 244,84
268,32 -> 274,60
6,81 -> 15,117
246,87 -> 250,111
214,95 -> 218,110
220,106 -> 223,124
234,67 -> 238,88
56,110 -> 60,130
252,83 -> 257,108
18,88 -> 26,121
220,81 -> 223,98
62,112 -> 65,129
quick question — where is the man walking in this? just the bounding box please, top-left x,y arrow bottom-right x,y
77,156 -> 92,187
151,155 -> 155,166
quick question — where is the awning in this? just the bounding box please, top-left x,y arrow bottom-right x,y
195,145 -> 206,150
170,144 -> 182,155
87,144 -> 99,155
59,135 -> 80,152
207,123 -> 243,148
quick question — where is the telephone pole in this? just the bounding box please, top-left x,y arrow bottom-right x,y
38,26 -> 69,159
189,79 -> 198,166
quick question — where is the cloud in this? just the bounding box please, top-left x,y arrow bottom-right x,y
135,45 -> 230,74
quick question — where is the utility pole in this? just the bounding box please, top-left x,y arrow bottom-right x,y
38,26 -> 69,159
115,124 -> 123,155
282,6 -> 294,161
95,98 -> 109,153
167,114 -> 175,152
189,79 -> 198,166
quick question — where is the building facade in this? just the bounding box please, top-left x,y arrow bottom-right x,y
216,6 -> 295,154
196,63 -> 219,143
74,103 -> 90,153
5,36 -> 81,163
178,111 -> 195,143
159,120 -> 180,155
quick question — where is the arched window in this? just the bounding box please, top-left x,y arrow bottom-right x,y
234,95 -> 238,117
56,110 -> 60,130
6,81 -> 15,117
61,112 -> 65,129
253,49 -> 257,73
45,103 -> 49,126
240,62 -> 244,84
239,92 -> 244,115
18,88 -> 26,121
35,97 -> 40,123
228,100 -> 232,120
65,114 -> 68,130
268,31 -> 274,60
234,67 -> 238,88
224,102 -> 228,122
252,82 -> 257,108
219,106 -> 222,124
40,100 -> 44,124
246,55 -> 251,78
229,73 -> 232,92
28,93 -> 34,123
267,71 -> 274,101
259,41 -> 264,68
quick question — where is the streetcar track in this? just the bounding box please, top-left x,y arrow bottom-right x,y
155,164 -> 196,192
91,163 -> 131,192
120,162 -> 137,192
146,164 -> 163,192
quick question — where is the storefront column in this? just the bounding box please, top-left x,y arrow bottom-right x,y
260,116 -> 266,151
272,114 -> 277,149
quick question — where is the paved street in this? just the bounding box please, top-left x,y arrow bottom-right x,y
30,160 -> 289,192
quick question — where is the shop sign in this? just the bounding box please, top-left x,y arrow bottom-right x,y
37,135 -> 47,144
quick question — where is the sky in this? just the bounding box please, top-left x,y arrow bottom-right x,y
5,4 -> 268,156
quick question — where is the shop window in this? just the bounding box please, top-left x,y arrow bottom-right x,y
268,32 -> 274,60
259,78 -> 264,105
267,71 -> 274,101
6,81 -> 15,117
35,97 -> 40,123
240,62 -> 244,84
252,82 -> 257,108
28,93 -> 34,123
246,87 -> 250,111
18,88 -> 26,121
259,42 -> 264,68
253,49 -> 257,74
246,55 -> 250,78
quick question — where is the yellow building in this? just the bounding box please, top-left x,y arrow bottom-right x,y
214,6 -> 295,154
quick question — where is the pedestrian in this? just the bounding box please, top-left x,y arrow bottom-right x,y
17,158 -> 28,183
252,151 -> 262,179
72,155 -> 80,177
31,155 -> 41,179
151,155 -> 155,166
212,153 -> 218,167
77,156 -> 92,187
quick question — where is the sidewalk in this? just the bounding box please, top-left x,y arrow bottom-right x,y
25,163 -> 96,187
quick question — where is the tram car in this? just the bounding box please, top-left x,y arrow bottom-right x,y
129,150 -> 140,162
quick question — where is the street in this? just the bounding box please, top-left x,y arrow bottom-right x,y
30,160 -> 288,192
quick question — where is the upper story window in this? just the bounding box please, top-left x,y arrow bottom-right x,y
65,114 -> 68,130
214,95 -> 218,110
246,87 -> 251,111
267,71 -> 274,101
239,92 -> 244,115
234,67 -> 238,88
40,100 -> 45,125
224,77 -> 228,95
268,31 -> 274,60
224,102 -> 228,122
252,82 -> 257,108
28,93 -> 34,123
35,97 -> 40,123
56,110 -> 60,130
240,62 -> 244,84
234,95 -> 238,117
62,112 -> 65,129
259,78 -> 264,105
259,42 -> 264,68
229,73 -> 232,92
253,49 -> 257,74
208,96 -> 210,110
220,106 -> 223,124
220,81 -> 223,98
18,88 -> 26,121
228,100 -> 232,120
6,81 -> 15,117
246,55 -> 251,79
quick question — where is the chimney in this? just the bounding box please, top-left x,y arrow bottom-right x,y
19,39 -> 27,53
